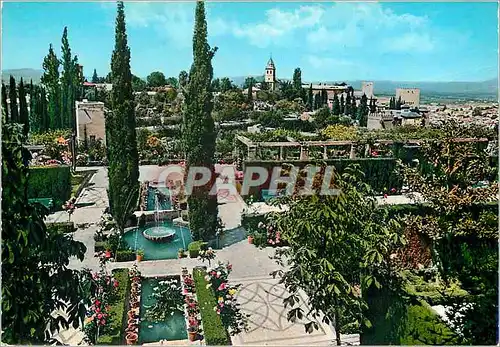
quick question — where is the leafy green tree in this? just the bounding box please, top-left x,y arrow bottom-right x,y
106,1 -> 140,231
344,92 -> 351,115
292,67 -> 304,100
313,106 -> 331,129
350,92 -> 357,118
147,71 -> 167,87
9,76 -> 19,123
257,110 -> 284,128
313,93 -> 321,110
213,90 -> 246,122
18,78 -> 29,136
357,94 -> 369,127
279,80 -> 294,100
270,166 -> 404,345
179,70 -> 188,90
182,0 -> 218,241
2,82 -> 8,122
166,76 -> 178,88
332,93 -> 340,115
1,120 -> 88,344
91,69 -> 99,83
244,77 -> 255,101
132,74 -> 147,92
41,44 -> 61,129
306,84 -> 313,111
211,78 -> 221,92
220,77 -> 233,93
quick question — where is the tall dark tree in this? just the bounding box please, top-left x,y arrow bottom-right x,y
307,84 -> 313,111
39,87 -> 50,132
41,44 -> 61,129
396,96 -> 402,110
357,94 -> 369,127
146,71 -> 167,87
18,78 -> 29,136
219,77 -> 233,93
292,67 -> 303,100
340,94 -> 344,114
182,0 -> 218,241
211,78 -> 221,92
350,93 -> 357,118
9,76 -> 19,123
320,90 -> 328,107
344,92 -> 351,115
314,93 -> 321,110
106,1 -> 140,232
389,97 -> 394,110
244,77 -> 256,101
61,27 -> 77,130
332,93 -> 340,115
1,82 -> 9,122
91,69 -> 99,83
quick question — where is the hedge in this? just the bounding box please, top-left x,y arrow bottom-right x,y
193,268 -> 231,345
188,241 -> 207,258
47,222 -> 76,234
94,241 -> 106,253
362,286 -> 460,345
116,250 -> 136,262
97,269 -> 130,345
28,165 -> 71,209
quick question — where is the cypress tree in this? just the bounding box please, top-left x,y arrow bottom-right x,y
18,78 -> 29,136
292,67 -> 302,99
41,44 -> 61,129
1,82 -> 9,122
40,87 -> 50,132
357,94 -> 369,127
92,69 -> 99,84
344,92 -> 351,115
106,1 -> 140,230
61,27 -> 76,130
350,93 -> 357,119
332,93 -> 340,115
182,0 -> 218,241
314,93 -> 321,110
9,76 -> 19,123
340,94 -> 344,114
307,84 -> 313,111
396,96 -> 402,110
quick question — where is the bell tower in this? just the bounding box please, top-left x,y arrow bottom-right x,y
264,56 -> 276,91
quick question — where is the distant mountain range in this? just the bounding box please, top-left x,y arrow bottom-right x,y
3,69 -> 497,97
2,68 -> 43,84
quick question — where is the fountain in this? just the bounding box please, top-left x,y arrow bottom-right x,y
142,192 -> 176,243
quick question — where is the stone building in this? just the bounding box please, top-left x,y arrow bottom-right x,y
396,88 -> 420,107
75,100 -> 106,143
361,81 -> 374,98
264,57 -> 277,91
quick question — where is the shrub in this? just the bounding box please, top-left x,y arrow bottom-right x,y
97,269 -> 130,345
94,241 -> 107,253
188,241 -> 207,258
28,165 -> 71,209
193,268 -> 230,345
116,250 -> 136,262
47,222 -> 76,234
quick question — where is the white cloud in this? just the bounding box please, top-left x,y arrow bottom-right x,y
383,33 -> 434,52
233,5 -> 324,47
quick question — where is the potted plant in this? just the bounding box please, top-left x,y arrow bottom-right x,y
187,316 -> 199,342
136,249 -> 144,262
178,248 -> 185,259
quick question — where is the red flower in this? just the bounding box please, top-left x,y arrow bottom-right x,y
95,299 -> 101,306
113,280 -> 119,288
105,250 -> 112,258
97,313 -> 103,319
383,194 -> 388,199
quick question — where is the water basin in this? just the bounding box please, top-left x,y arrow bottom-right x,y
123,221 -> 192,260
139,277 -> 187,344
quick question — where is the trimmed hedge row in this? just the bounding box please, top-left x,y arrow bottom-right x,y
47,222 -> 76,234
28,165 -> 71,209
188,241 -> 207,258
97,269 -> 130,345
116,250 -> 136,262
193,268 -> 231,345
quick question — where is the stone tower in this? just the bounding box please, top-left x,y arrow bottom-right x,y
265,57 -> 276,91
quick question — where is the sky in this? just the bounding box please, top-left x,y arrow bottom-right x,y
2,1 -> 498,83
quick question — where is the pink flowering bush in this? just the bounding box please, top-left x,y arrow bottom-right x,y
82,252 -> 119,344
205,262 -> 248,335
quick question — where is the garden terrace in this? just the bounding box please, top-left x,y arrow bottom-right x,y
236,134 -> 490,161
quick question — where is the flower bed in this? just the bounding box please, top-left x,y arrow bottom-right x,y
192,268 -> 231,345
124,265 -> 142,345
181,267 -> 202,342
